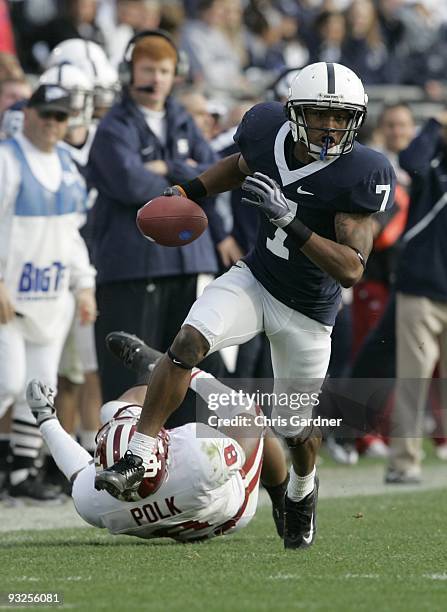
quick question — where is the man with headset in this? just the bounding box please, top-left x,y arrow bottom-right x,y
87,30 -> 233,405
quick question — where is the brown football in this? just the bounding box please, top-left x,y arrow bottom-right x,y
136,195 -> 208,247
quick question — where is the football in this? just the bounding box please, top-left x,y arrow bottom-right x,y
136,195 -> 208,247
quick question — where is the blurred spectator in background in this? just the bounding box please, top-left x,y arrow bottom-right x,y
159,0 -> 186,38
370,102 -> 414,188
0,52 -> 24,81
103,0 -> 162,68
180,0 -> 252,99
376,0 -> 406,54
398,0 -> 447,97
343,0 -> 401,84
87,31 -> 226,405
345,103 -> 415,459
352,102 -> 415,357
385,110 -> 447,483
218,0 -> 252,73
0,0 -> 17,55
405,20 -> 447,101
399,0 -> 440,59
177,89 -> 214,145
0,77 -> 32,131
309,10 -> 346,64
14,0 -> 106,72
0,83 -> 96,499
243,0 -> 309,74
422,23 -> 447,101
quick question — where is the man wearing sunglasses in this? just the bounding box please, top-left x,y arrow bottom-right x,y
0,83 -> 96,500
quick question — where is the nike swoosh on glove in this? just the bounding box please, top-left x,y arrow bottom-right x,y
241,172 -> 295,228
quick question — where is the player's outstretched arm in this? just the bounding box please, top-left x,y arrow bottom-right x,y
168,154 -> 251,201
299,212 -> 374,288
201,153 -> 251,195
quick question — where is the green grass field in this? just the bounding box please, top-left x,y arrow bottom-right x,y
2,487 -> 446,612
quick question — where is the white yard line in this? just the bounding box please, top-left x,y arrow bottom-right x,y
0,463 -> 445,533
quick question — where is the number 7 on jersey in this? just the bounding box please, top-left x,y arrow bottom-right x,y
376,184 -> 391,211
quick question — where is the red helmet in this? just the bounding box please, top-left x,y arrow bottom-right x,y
94,405 -> 169,501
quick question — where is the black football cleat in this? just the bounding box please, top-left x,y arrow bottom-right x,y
106,332 -> 162,382
9,473 -> 62,501
284,475 -> 319,550
94,451 -> 145,497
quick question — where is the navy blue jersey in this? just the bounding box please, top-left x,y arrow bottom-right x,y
234,102 -> 396,325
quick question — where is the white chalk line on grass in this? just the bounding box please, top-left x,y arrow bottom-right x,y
268,572 -> 447,582
0,463 -> 445,533
0,606 -> 78,610
8,576 -> 92,583
423,573 -> 447,581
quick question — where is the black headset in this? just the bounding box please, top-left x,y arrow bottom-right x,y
118,29 -> 183,87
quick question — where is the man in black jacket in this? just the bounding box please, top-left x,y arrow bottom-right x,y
87,31 -> 228,403
386,111 -> 447,483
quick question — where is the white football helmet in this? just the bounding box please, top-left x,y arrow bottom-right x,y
47,39 -> 120,113
286,62 -> 368,160
39,63 -> 94,128
93,62 -> 120,111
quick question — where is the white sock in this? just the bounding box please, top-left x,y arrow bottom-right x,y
40,419 -> 92,481
127,432 -> 156,469
287,466 -> 316,502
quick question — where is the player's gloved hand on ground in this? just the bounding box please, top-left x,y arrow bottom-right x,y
241,172 -> 295,228
163,185 -> 186,198
26,379 -> 56,411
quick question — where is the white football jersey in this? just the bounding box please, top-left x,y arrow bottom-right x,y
72,422 -> 263,542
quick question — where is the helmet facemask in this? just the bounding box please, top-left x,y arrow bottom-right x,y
67,88 -> 94,129
286,101 -> 366,160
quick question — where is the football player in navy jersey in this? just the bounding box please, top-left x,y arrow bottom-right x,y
95,62 -> 396,549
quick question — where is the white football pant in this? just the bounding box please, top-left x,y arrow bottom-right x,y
184,262 -> 332,437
